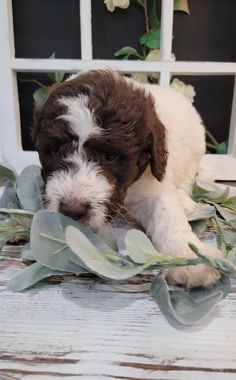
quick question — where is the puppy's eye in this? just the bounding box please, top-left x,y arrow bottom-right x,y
103,153 -> 118,163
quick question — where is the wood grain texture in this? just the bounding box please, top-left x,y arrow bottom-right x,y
1,247 -> 236,380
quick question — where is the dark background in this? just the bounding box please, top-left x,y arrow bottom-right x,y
12,0 -> 236,151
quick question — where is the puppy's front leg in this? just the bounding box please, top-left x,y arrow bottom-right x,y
126,177 -> 223,288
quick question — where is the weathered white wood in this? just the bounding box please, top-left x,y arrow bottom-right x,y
0,255 -> 236,379
228,76 -> 236,156
10,58 -> 236,74
160,0 -> 174,62
80,0 -> 93,60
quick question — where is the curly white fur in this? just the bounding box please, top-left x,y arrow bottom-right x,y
125,84 -> 223,288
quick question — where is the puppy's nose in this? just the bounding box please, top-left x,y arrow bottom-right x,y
59,200 -> 90,220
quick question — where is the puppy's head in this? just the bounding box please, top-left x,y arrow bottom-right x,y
32,70 -> 167,229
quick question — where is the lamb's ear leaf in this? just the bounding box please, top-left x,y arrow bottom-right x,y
215,204 -> 236,221
0,181 -> 21,220
190,219 -> 208,236
30,210 -> 88,273
21,243 -> 35,261
214,187 -> 230,203
0,181 -> 20,209
227,248 -> 236,269
0,164 -> 18,184
151,274 -> 231,330
224,229 -> 236,249
192,181 -> 214,198
7,262 -> 63,292
65,225 -> 151,280
31,210 -> 120,272
125,229 -> 158,263
188,203 -> 216,222
16,165 -> 44,212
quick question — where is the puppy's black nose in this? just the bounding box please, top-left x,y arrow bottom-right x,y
59,200 -> 90,220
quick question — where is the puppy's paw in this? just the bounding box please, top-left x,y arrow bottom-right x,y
166,246 -> 224,289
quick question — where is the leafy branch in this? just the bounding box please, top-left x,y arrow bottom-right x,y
0,163 -> 236,329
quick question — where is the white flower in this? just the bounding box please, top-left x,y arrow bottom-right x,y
104,0 -> 130,12
131,73 -> 149,83
170,78 -> 196,103
146,49 -> 161,61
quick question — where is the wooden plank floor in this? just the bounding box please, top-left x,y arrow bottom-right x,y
1,246 -> 236,380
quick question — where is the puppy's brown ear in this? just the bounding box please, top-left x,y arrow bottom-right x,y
31,102 -> 42,146
31,83 -> 59,145
149,118 -> 168,182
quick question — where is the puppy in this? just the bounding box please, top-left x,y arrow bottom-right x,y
32,69 -> 223,288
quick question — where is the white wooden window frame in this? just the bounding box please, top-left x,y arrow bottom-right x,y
0,0 -> 236,179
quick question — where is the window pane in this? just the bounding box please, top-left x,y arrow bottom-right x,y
92,0 -> 146,59
173,0 -> 236,62
13,0 -> 81,59
172,76 -> 234,152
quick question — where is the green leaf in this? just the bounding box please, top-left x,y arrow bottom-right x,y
47,52 -> 65,83
16,165 -> 44,212
33,87 -> 49,105
66,225 -> 152,280
47,72 -> 56,82
0,181 -> 21,220
150,0 -> 160,29
30,210 -> 88,273
227,248 -> 236,268
224,196 -> 236,209
189,242 -> 236,276
223,228 -> 236,249
188,203 -> 215,222
114,46 -> 144,60
0,164 -> 17,184
215,204 -> 236,222
214,187 -> 230,203
21,243 -> 35,261
0,208 -> 34,216
192,181 -> 214,199
55,71 -> 65,83
174,0 -> 190,14
216,141 -> 228,154
151,274 -> 230,329
190,219 -> 208,237
49,52 -> 56,59
48,71 -> 65,83
7,262 -> 63,292
139,29 -> 161,49
125,229 -> 159,263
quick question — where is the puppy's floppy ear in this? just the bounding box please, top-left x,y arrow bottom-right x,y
31,102 -> 42,146
149,118 -> 168,182
31,82 -> 59,146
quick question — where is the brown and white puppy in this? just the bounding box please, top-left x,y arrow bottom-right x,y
32,69 -> 223,288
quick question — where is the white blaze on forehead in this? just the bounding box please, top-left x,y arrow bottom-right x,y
57,95 -> 102,146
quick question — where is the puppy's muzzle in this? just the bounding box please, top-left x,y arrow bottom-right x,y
59,199 -> 90,220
